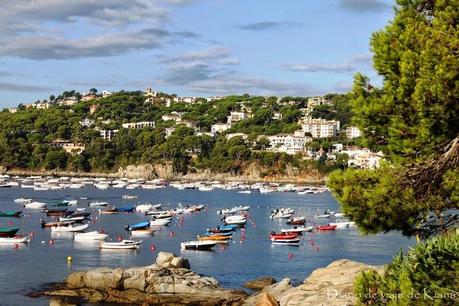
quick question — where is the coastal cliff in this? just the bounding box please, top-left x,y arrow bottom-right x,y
37,254 -> 382,306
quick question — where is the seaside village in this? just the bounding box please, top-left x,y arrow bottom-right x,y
7,88 -> 383,170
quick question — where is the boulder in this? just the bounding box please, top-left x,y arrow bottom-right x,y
171,256 -> 191,269
82,268 -> 123,290
244,276 -> 277,290
155,252 -> 175,267
256,292 -> 279,306
66,272 -> 85,289
244,259 -> 383,306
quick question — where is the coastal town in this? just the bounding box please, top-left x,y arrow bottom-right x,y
3,88 -> 383,176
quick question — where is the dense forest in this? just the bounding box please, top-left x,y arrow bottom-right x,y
0,92 -> 355,176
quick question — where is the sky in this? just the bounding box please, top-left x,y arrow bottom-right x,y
0,0 -> 395,108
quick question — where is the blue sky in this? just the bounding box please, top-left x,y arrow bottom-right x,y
0,0 -> 395,107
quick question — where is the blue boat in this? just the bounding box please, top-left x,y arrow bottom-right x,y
207,231 -> 233,237
207,224 -> 237,233
125,221 -> 150,231
118,206 -> 135,213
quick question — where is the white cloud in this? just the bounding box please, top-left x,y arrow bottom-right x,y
283,53 -> 373,73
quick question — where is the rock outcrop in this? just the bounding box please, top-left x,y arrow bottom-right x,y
42,252 -> 246,305
244,276 -> 277,290
244,259 -> 383,306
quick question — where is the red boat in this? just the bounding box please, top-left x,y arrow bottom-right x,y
270,232 -> 298,241
316,225 -> 337,231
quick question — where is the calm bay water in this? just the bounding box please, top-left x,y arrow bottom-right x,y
0,186 -> 414,305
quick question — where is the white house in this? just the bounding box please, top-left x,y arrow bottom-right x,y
300,117 -> 340,138
161,112 -> 183,123
345,126 -> 362,139
307,96 -> 332,108
173,96 -> 196,104
79,118 -> 95,127
122,121 -> 156,129
341,148 -> 384,169
98,129 -> 118,141
227,111 -> 248,124
211,123 -> 231,134
267,133 -> 312,155
206,96 -> 223,102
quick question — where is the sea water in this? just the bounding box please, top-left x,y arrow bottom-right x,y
0,186 -> 413,305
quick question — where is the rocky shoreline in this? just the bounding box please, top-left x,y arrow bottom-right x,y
32,252 -> 383,306
1,163 -> 325,184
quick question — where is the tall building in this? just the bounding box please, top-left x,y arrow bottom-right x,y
300,117 -> 340,138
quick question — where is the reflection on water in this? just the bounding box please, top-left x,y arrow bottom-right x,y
0,187 -> 414,305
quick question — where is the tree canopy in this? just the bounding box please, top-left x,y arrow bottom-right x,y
328,0 -> 459,238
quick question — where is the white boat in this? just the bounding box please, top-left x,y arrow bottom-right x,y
14,198 -> 32,204
181,240 -> 217,250
74,231 -> 108,241
136,203 -> 161,213
280,226 -> 313,234
0,236 -> 30,244
150,218 -> 171,226
51,223 -> 89,232
100,240 -> 141,250
329,220 -> 353,229
94,183 -> 110,190
24,201 -> 47,209
271,238 -> 300,245
130,228 -> 155,237
270,212 -> 293,219
223,215 -> 246,225
89,201 -> 109,207
333,212 -> 346,218
122,195 -> 138,200
34,186 -> 50,191
198,185 -> 213,192
64,200 -> 78,206
238,190 -> 251,194
59,216 -> 86,222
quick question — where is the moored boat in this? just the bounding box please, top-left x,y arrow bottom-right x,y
51,223 -> 89,232
130,228 -> 155,237
0,226 -> 20,237
271,238 -> 300,245
316,224 -> 337,231
223,215 -> 246,225
24,201 -> 47,209
100,240 -> 141,250
286,217 -> 306,225
280,226 -> 313,234
0,235 -> 30,244
0,210 -> 22,217
99,208 -> 118,215
180,240 -> 217,251
74,231 -> 108,241
89,201 -> 109,207
14,198 -> 32,204
150,218 -> 171,226
270,232 -> 298,241
125,221 -> 150,231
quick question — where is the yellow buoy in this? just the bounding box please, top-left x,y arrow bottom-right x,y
67,256 -> 72,262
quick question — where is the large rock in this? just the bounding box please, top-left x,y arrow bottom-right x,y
40,253 -> 246,305
155,252 -> 175,267
244,276 -> 277,290
82,268 -> 123,290
244,259 -> 383,306
256,292 -> 279,306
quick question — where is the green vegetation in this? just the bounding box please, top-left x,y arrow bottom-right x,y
0,91 -> 352,176
328,0 -> 458,239
325,1 -> 458,304
355,232 -> 459,306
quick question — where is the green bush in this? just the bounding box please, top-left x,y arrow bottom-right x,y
355,231 -> 459,305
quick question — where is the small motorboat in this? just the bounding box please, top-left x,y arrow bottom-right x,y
125,221 -> 150,231
59,216 -> 86,223
136,203 -> 162,213
41,220 -> 75,228
181,240 -> 217,251
223,215 -> 246,225
271,238 -> 300,245
74,231 -> 108,241
70,211 -> 91,218
130,228 -> 155,237
280,226 -> 313,234
316,209 -> 335,218
45,209 -> 72,217
0,226 -> 20,237
316,225 -> 337,231
197,235 -> 230,243
286,217 -> 306,225
270,208 -> 294,219
14,198 -> 32,204
0,235 -> 30,244
100,240 -> 141,250
99,208 -> 118,215
118,206 -> 135,213
89,201 -> 109,207
270,232 -> 298,241
0,210 -> 22,217
122,195 -> 138,200
51,223 -> 89,232
207,225 -> 237,234
207,231 -> 233,237
150,218 -> 171,226
24,201 -> 47,209
329,220 -> 352,229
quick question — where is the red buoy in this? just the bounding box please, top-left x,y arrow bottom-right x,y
150,244 -> 156,252
288,253 -> 294,259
